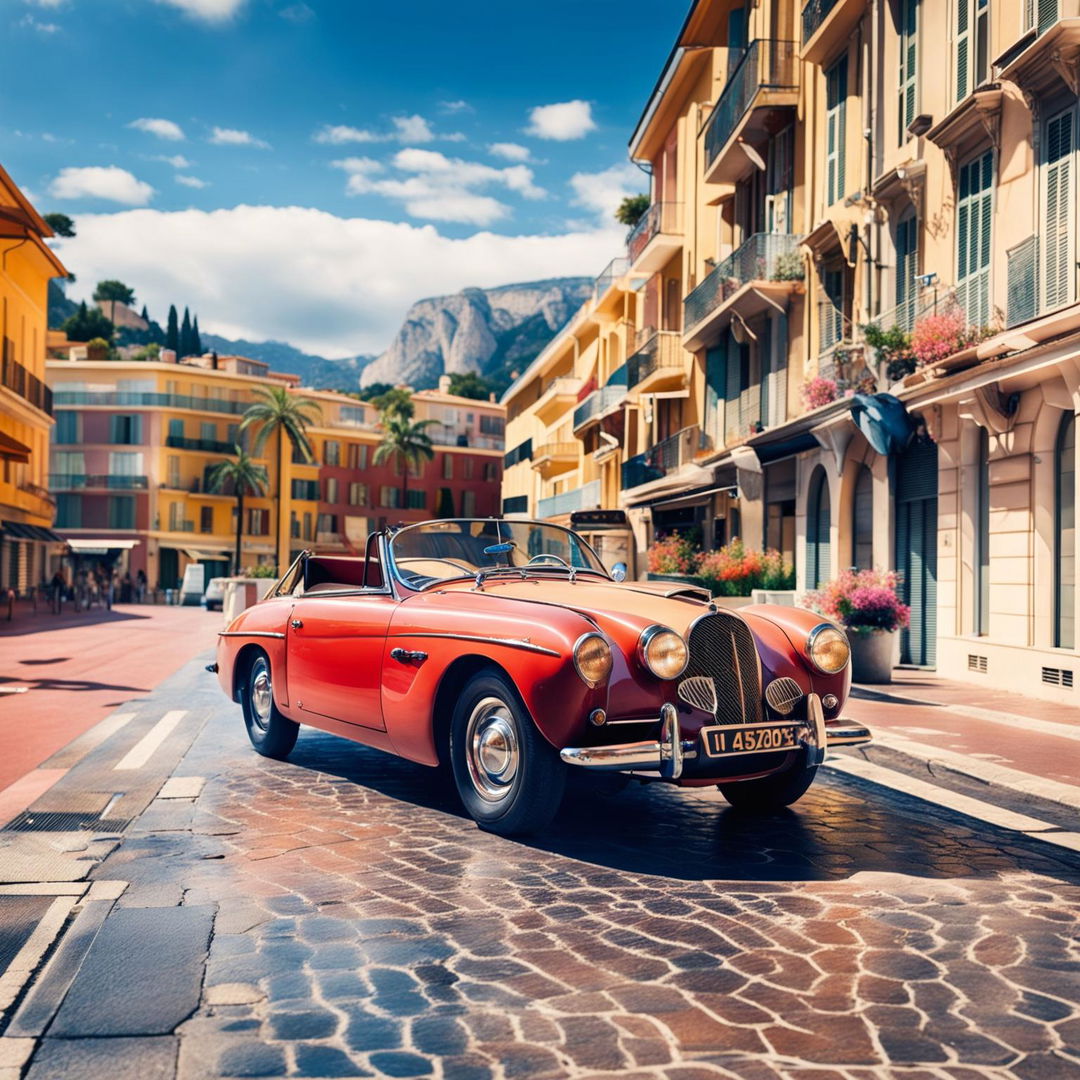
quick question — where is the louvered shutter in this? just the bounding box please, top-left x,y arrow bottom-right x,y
807,469 -> 831,588
956,0 -> 971,102
895,437 -> 938,666
1043,108 -> 1075,311
1038,0 -> 1059,33
853,466 -> 874,570
705,345 -> 726,446
956,151 -> 993,327
899,0 -> 918,138
895,215 -> 919,330
826,57 -> 847,206
725,332 -> 742,443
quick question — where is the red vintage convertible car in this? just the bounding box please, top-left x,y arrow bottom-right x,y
212,519 -> 870,835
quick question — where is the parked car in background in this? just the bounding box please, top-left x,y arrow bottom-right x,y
204,577 -> 228,612
211,520 -> 871,836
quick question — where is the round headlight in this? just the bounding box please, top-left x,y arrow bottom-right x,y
638,625 -> 689,680
808,624 -> 850,674
573,633 -> 612,687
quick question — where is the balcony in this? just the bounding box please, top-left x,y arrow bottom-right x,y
165,435 -> 235,454
595,257 -> 630,302
626,332 -> 689,394
53,391 -> 247,415
1007,236 -> 1039,328
429,430 -> 503,450
621,427 -> 710,494
537,479 -> 601,520
626,203 -> 683,274
573,384 -> 628,431
166,520 -> 196,533
683,233 -> 805,349
995,14 -> 1080,99
531,441 -> 579,478
801,0 -> 866,65
50,474 -> 149,491
1,354 -> 52,416
534,376 -> 583,426
702,40 -> 799,186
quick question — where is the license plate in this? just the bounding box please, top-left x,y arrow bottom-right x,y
701,724 -> 799,758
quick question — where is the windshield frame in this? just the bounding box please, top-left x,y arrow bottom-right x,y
386,518 -> 612,592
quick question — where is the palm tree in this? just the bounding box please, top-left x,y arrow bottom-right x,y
207,446 -> 269,575
374,412 -> 437,512
240,387 -> 321,570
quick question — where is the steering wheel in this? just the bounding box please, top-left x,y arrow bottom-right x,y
526,553 -> 572,570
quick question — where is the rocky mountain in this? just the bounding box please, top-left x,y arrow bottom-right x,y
359,278 -> 593,394
201,334 -> 374,391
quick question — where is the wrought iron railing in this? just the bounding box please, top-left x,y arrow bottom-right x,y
955,270 -> 991,329
1,352 -> 52,415
49,473 -> 149,490
627,331 -> 684,388
53,391 -> 248,415
626,203 -> 682,264
684,233 -> 804,331
621,427 -> 706,490
574,385 -> 626,428
801,0 -> 842,44
595,257 -> 629,297
703,40 -> 799,169
1006,235 -> 1038,327
165,435 -> 234,454
537,480 -> 601,519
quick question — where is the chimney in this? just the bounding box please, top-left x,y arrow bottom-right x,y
161,348 -> 178,364
211,351 -> 219,370
438,374 -> 451,394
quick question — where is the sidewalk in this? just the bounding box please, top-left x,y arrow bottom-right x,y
841,668 -> 1080,821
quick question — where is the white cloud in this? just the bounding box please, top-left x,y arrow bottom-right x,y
209,127 -> 270,149
58,206 -> 625,356
176,175 -> 209,189
488,142 -> 531,163
279,2 -> 313,21
129,117 -> 185,141
439,100 -> 472,114
313,125 -> 379,145
154,0 -> 246,21
335,149 -> 545,226
313,116 -> 461,146
526,100 -> 596,141
570,163 -> 645,223
391,115 -> 434,143
48,166 -> 155,206
18,14 -> 60,31
153,154 -> 192,169
24,0 -> 67,7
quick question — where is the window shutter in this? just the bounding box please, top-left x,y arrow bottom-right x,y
1038,0 -> 1059,33
825,57 -> 847,205
895,216 -> 919,329
808,471 -> 831,588
956,0 -> 971,102
956,151 -> 993,326
899,0 -> 918,138
1043,108 -> 1075,311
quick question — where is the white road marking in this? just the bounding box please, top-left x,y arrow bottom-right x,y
828,756 -> 1080,853
113,711 -> 187,771
0,896 -> 76,1012
0,687 -> 28,695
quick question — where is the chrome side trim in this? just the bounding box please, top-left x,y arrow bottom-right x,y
805,692 -> 827,766
388,632 -> 560,657
560,738 -> 699,772
659,701 -> 682,779
825,720 -> 873,747
218,630 -> 286,639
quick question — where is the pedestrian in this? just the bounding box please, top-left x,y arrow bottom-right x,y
136,568 -> 147,603
122,571 -> 133,604
50,568 -> 65,614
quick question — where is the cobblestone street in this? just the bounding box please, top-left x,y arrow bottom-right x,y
0,653 -> 1077,1078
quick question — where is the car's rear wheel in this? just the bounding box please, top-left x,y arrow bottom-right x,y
450,669 -> 565,836
717,756 -> 817,811
241,652 -> 299,760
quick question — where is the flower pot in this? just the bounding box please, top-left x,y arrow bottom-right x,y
848,628 -> 897,684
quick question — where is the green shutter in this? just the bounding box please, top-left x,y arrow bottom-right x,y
1038,0 -> 1059,33
807,469 -> 831,588
826,56 -> 847,206
956,151 -> 993,326
956,0 -> 970,102
1043,108 -> 1075,311
895,215 -> 919,330
899,0 -> 919,138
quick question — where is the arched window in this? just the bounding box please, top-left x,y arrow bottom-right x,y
975,427 -> 990,636
1056,412 -> 1075,649
852,465 -> 873,569
807,467 -> 831,588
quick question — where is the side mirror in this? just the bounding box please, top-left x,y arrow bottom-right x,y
611,562 -> 628,583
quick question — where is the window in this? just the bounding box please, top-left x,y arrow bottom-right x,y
54,411 -> 79,443
956,151 -> 993,327
381,486 -> 401,508
200,506 -> 214,534
1043,107 -> 1076,312
303,512 -> 313,540
55,494 -> 81,528
325,476 -> 339,503
349,482 -> 368,506
200,422 -> 216,443
290,479 -> 319,500
483,461 -> 498,483
348,443 -> 369,470
461,490 -> 476,517
1056,412 -> 1075,649
819,266 -> 847,352
956,0 -> 989,103
479,415 -> 504,435
898,0 -> 919,140
110,414 -> 142,445
317,513 -> 337,534
437,487 -> 455,516
291,511 -> 300,539
52,451 -> 84,479
825,55 -> 848,207
168,501 -> 185,530
168,418 -> 184,440
247,507 -> 268,535
324,440 -> 340,466
895,214 -> 920,330
109,496 -> 135,530
1026,0 -> 1060,33
852,465 -> 874,570
463,458 -> 474,480
108,452 -> 142,477
167,455 -> 180,488
339,405 -> 365,426
807,467 -> 831,588
443,455 -> 453,479
975,427 -> 990,635
406,490 -> 426,510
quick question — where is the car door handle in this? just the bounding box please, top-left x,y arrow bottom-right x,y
291,619 -> 303,629
390,647 -> 428,664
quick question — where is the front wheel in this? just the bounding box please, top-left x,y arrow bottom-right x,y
717,757 -> 817,811
241,652 -> 299,760
450,670 -> 566,836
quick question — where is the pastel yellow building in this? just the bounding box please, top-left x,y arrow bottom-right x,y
0,164 -> 69,595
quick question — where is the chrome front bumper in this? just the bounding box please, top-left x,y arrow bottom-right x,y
559,695 -> 871,780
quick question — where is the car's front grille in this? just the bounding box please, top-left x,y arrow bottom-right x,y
682,612 -> 762,725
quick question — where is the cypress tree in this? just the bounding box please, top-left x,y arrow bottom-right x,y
140,304 -> 149,322
165,305 -> 179,354
179,307 -> 192,357
192,315 -> 202,355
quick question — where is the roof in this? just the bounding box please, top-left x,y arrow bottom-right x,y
0,162 -> 69,278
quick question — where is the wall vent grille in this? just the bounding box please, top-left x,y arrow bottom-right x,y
967,654 -> 988,673
1041,667 -> 1074,688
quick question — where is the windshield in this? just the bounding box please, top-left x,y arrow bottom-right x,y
388,519 -> 608,588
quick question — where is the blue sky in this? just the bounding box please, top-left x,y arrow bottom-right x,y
2,0 -> 674,356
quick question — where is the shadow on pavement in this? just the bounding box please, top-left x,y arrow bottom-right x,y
0,607 -> 153,638
0,675 -> 149,695
284,731 -> 1080,886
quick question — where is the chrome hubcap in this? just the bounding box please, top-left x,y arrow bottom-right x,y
251,664 -> 272,731
466,697 -> 519,802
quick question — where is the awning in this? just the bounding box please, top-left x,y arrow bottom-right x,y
752,431 -> 822,465
0,432 -> 31,464
66,537 -> 141,552
182,549 -> 231,561
1,520 -> 66,543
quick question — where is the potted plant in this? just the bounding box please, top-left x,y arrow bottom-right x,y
696,541 -> 795,608
645,532 -> 703,587
802,375 -> 839,410
803,569 -> 910,683
771,250 -> 805,282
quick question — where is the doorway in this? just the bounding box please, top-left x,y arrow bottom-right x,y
894,434 -> 939,666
